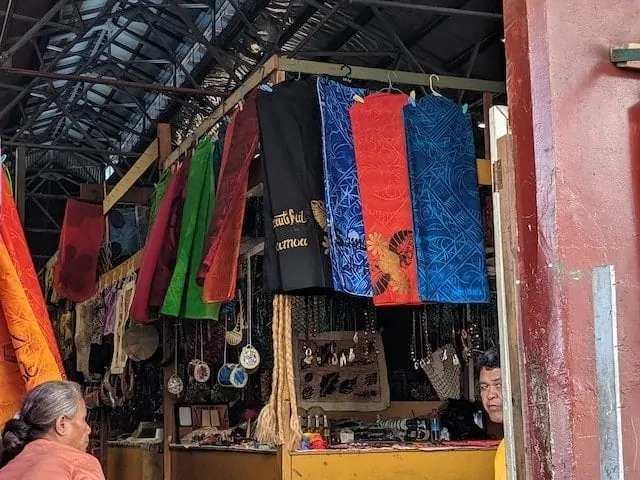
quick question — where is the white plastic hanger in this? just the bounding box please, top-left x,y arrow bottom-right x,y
429,74 -> 443,97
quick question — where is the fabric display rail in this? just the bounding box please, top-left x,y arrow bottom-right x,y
39,56 -> 503,480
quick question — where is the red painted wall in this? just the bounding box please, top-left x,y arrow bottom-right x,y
503,0 -> 640,477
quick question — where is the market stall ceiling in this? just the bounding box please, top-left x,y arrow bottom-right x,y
0,0 -> 504,269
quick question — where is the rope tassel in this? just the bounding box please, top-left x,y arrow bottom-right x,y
255,294 -> 302,448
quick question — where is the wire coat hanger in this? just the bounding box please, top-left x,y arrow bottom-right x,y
380,71 -> 403,94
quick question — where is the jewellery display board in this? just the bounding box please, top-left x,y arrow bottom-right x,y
293,331 -> 390,412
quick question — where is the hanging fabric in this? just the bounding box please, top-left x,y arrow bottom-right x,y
161,139 -> 219,320
404,96 -> 489,303
150,168 -> 172,220
130,164 -> 186,323
54,199 -> 105,303
213,119 -> 228,187
109,207 -> 145,264
0,173 -> 63,426
316,77 -> 372,297
257,78 -> 332,292
75,296 -> 98,380
0,172 -> 64,376
350,93 -> 421,306
199,90 -> 260,303
0,239 -> 63,426
111,276 -> 136,374
102,285 -> 119,334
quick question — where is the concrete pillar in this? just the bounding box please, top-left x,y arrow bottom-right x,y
503,0 -> 640,477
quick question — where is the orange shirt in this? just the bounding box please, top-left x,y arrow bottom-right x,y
0,439 -> 104,480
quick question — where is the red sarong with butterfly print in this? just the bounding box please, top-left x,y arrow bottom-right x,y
350,93 -> 421,306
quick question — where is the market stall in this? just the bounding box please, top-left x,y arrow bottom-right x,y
42,54 -> 503,480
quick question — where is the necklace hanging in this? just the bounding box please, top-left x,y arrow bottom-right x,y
225,290 -> 244,346
422,306 -> 433,365
167,322 -> 184,396
365,302 -> 379,357
410,311 -> 419,370
239,255 -> 261,372
194,323 -> 211,383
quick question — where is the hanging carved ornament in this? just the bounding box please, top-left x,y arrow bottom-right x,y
100,363 -> 135,408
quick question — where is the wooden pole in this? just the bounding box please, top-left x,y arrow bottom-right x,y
276,57 -> 506,93
156,123 -> 175,480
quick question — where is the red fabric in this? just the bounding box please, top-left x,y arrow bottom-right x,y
0,173 -> 65,378
54,199 -> 104,303
350,93 -> 421,306
130,162 -> 188,322
198,90 -> 260,303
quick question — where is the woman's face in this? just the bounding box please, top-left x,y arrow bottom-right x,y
54,400 -> 92,451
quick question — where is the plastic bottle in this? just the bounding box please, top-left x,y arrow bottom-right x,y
430,409 -> 441,442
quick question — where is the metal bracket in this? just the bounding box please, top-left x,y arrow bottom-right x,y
610,43 -> 640,71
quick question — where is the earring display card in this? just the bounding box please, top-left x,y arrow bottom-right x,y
293,331 -> 390,412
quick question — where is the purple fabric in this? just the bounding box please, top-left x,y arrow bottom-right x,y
102,286 -> 118,335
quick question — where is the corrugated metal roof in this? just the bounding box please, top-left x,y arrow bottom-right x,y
0,0 -> 504,267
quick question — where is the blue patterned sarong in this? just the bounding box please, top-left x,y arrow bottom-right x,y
404,96 -> 489,303
316,77 -> 372,297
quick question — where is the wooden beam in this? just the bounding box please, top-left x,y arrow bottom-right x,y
80,184 -> 154,204
276,57 -> 506,93
157,123 -> 172,170
162,56 -> 280,170
97,249 -> 143,291
103,140 -> 159,214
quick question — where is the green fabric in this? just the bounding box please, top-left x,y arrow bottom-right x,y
161,139 -> 219,320
149,168 -> 172,225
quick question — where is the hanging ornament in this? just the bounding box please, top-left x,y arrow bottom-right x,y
348,347 -> 356,363
167,322 -> 184,396
331,342 -> 339,366
303,346 -> 314,365
239,255 -> 261,372
225,291 -> 244,346
194,323 -> 211,383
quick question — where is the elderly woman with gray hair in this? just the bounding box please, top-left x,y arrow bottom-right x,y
0,381 -> 104,480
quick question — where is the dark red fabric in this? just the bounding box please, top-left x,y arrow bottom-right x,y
198,90 -> 260,303
130,165 -> 178,322
54,199 -> 104,303
151,158 -> 189,307
130,162 -> 188,323
350,93 -> 421,306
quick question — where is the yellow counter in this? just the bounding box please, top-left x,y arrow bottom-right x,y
169,445 -> 496,480
289,448 -> 496,480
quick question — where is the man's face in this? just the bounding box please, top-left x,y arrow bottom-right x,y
479,366 -> 503,424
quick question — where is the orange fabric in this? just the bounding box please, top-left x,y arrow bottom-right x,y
0,239 -> 62,426
0,439 -> 104,480
350,93 -> 421,306
0,174 -> 64,426
0,173 -> 64,376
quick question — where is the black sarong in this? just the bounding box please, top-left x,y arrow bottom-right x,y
257,78 -> 332,293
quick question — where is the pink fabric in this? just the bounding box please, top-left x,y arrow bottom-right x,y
0,439 -> 104,480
